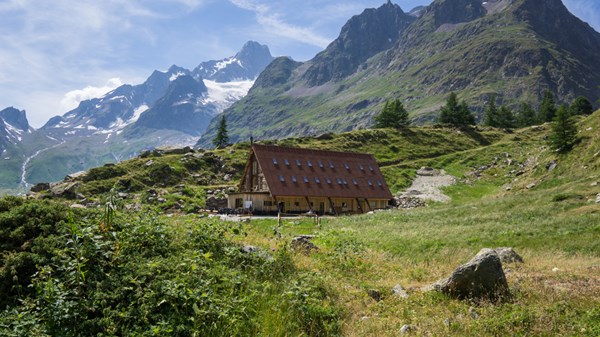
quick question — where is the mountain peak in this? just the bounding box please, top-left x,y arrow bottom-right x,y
193,41 -> 273,82
302,1 -> 415,86
0,107 -> 30,131
426,0 -> 487,28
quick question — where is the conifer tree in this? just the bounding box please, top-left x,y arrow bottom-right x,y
374,99 -> 410,128
516,102 -> 537,127
549,104 -> 578,153
570,96 -> 593,115
539,90 -> 557,123
439,92 -> 475,126
213,115 -> 229,148
497,105 -> 516,128
483,94 -> 499,126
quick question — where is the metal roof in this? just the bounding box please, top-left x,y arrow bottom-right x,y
251,144 -> 393,199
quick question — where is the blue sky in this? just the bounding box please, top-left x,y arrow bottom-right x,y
0,0 -> 598,127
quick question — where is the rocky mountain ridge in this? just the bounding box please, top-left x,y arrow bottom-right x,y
197,0 -> 600,147
0,41 -> 273,192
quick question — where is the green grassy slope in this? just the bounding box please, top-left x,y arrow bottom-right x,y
4,111 -> 598,336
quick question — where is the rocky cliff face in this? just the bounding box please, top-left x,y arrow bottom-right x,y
302,1 -> 415,86
197,0 -> 600,147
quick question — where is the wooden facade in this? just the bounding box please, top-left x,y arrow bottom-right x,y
228,144 -> 393,215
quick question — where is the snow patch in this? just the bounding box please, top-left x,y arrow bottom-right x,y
170,72 -> 186,81
203,79 -> 254,114
131,104 -> 149,123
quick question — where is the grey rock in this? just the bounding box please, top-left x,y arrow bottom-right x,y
291,236 -> 319,253
50,182 -> 79,199
64,171 -> 87,182
468,306 -> 479,319
145,160 -> 154,166
488,247 -> 524,264
400,324 -> 415,334
546,160 -> 558,171
430,248 -> 511,301
241,245 -> 259,253
30,182 -> 51,192
526,183 -> 536,189
392,284 -> 409,299
70,203 -> 86,209
417,167 -> 439,176
596,193 -> 600,204
157,197 -> 167,203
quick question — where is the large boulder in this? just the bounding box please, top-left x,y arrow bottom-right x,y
430,249 -> 511,301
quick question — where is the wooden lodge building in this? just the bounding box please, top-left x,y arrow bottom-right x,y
228,144 -> 393,215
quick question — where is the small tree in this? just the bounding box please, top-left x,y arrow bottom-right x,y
374,99 -> 410,128
570,96 -> 593,115
497,105 -> 516,128
516,102 -> 537,127
539,90 -> 557,123
549,104 -> 578,153
213,115 -> 229,148
483,94 -> 499,127
439,92 -> 475,126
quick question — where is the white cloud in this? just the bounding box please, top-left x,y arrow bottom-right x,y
229,0 -> 331,48
59,78 -> 124,113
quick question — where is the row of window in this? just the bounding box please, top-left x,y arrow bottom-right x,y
278,174 -> 383,187
272,157 -> 375,172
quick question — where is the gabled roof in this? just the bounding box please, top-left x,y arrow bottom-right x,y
251,144 -> 393,199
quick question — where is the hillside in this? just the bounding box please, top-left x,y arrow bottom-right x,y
1,111 -> 599,335
198,0 -> 600,147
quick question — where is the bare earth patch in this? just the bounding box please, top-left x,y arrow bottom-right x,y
400,167 -> 457,203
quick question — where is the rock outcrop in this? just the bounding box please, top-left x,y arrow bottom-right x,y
429,248 -> 511,301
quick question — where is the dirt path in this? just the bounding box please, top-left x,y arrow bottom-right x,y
400,168 -> 456,203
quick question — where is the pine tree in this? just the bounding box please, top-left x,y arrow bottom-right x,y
213,115 -> 229,149
483,94 -> 499,126
497,105 -> 516,128
516,102 -> 537,127
439,92 -> 475,126
539,90 -> 557,123
549,104 -> 578,153
570,96 -> 593,115
374,99 -> 410,128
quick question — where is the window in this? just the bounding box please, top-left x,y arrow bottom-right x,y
284,159 -> 290,166
296,159 -> 302,167
359,164 -> 364,171
318,160 -> 324,168
279,175 -> 285,182
377,181 -> 383,187
272,158 -> 278,165
352,178 -> 358,185
369,165 -> 374,172
307,160 -> 313,167
368,180 -> 373,186
294,201 -> 300,207
343,179 -> 348,185
315,177 -> 321,184
337,178 -> 343,184
326,177 -> 332,184
303,176 -> 309,183
291,176 -> 297,183
264,200 -> 273,206
329,161 -> 335,168
344,163 -> 350,170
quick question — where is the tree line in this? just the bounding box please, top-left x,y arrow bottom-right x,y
373,90 -> 594,153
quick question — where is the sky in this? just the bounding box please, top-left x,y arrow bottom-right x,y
0,0 -> 599,128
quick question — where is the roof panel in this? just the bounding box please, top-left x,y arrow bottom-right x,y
252,144 -> 393,199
